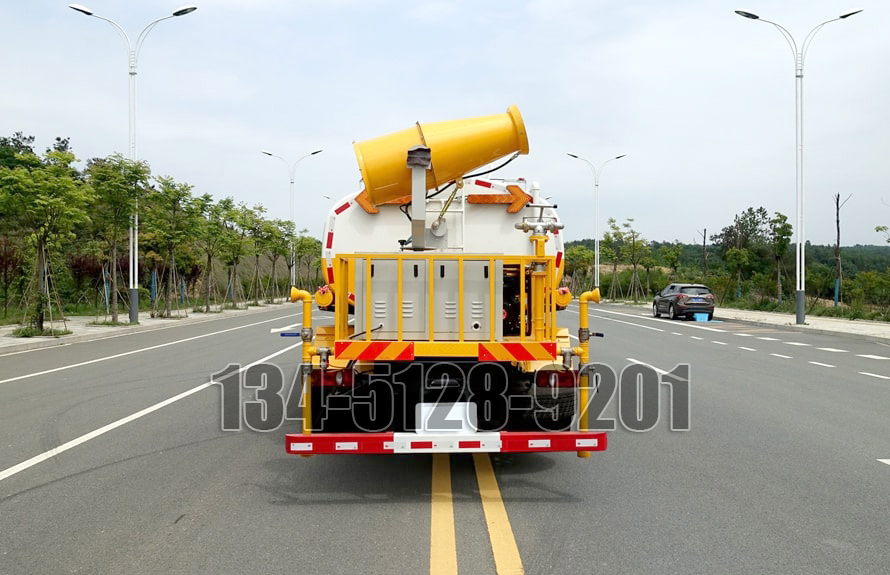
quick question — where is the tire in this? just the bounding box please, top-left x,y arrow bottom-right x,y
707,312 -> 714,322
670,303 -> 679,320
652,303 -> 660,318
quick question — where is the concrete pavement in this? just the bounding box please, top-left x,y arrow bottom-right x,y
2,299 -> 888,355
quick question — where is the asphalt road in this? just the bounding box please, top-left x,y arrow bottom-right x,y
1,302 -> 888,574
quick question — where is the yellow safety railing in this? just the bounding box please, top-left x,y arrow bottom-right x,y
332,253 -> 558,345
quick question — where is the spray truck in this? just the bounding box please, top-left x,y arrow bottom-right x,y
284,105 -> 607,457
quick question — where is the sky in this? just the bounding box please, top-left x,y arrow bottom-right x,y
3,0 -> 888,246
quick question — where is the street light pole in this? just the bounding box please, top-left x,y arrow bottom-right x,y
567,153 -> 626,290
69,3 -> 198,324
735,8 -> 862,325
261,149 -> 323,287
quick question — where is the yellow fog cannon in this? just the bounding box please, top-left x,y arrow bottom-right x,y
353,105 -> 529,206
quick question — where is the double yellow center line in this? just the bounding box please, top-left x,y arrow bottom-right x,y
430,453 -> 525,575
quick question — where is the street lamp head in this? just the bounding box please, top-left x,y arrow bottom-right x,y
566,153 -> 579,159
172,5 -> 198,16
260,150 -> 274,156
839,9 -> 863,19
615,154 -> 627,160
735,10 -> 760,20
310,149 -> 323,155
68,3 -> 94,15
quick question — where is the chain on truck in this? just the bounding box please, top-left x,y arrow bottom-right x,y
281,105 -> 607,457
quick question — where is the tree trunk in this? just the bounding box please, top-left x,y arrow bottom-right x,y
110,243 -> 119,323
165,247 -> 175,317
205,253 -> 213,313
35,240 -> 46,332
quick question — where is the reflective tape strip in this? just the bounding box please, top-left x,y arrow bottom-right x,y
478,342 -> 557,361
334,341 -> 414,361
334,202 -> 351,214
284,431 -> 605,455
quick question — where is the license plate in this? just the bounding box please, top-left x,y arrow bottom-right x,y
691,298 -> 705,303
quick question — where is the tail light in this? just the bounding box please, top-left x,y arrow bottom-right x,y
312,368 -> 354,387
536,369 -> 578,388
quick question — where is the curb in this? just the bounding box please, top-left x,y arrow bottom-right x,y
0,303 -> 295,355
712,315 -> 890,344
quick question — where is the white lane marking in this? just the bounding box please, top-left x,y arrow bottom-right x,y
771,353 -> 792,359
672,332 -> 683,336
859,372 -> 890,380
857,354 -> 890,360
712,341 -> 727,346
626,357 -> 668,375
0,342 -> 303,483
809,361 -> 835,368
0,314 -> 297,386
690,336 -> 703,341
758,337 -> 779,341
270,322 -> 302,333
818,348 -> 848,353
739,347 -> 757,352
734,333 -> 753,337
589,314 -> 664,332
878,459 -> 890,466
590,307 -> 725,332
785,342 -> 811,347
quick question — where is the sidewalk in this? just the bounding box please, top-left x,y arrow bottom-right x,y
713,307 -> 890,342
613,301 -> 890,342
0,302 -> 295,354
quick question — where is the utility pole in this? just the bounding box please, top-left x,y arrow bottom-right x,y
834,193 -> 851,306
697,228 -> 708,281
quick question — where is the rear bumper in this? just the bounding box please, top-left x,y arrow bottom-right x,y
285,430 -> 608,455
677,305 -> 714,316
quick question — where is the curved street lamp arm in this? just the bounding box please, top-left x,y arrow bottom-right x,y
759,18 -> 799,63
89,14 -> 133,53
134,15 -> 178,63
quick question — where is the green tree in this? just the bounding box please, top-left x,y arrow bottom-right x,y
86,154 -> 151,322
194,195 -> 229,312
659,242 -> 681,278
0,148 -> 93,330
145,176 -> 198,317
564,244 -> 594,293
769,212 -> 792,303
268,219 -> 293,300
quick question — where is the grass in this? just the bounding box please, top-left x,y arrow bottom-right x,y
11,326 -> 72,337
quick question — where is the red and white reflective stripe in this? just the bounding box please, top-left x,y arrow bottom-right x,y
285,430 -> 607,455
334,201 -> 351,215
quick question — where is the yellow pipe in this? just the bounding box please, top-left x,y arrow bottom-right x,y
290,288 -> 315,438
458,260 -> 464,342
576,288 -> 599,458
397,258 -> 404,340
530,235 -> 548,342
